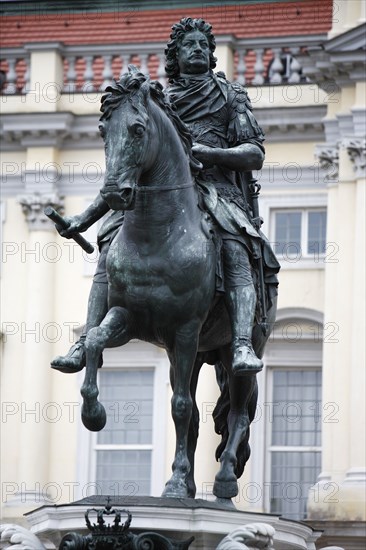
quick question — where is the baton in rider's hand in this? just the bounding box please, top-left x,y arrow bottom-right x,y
44,206 -> 95,254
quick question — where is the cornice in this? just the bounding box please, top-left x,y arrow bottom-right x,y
1,106 -> 326,152
322,109 -> 365,144
1,163 -> 328,199
1,113 -> 101,151
324,23 -> 366,53
298,23 -> 366,89
256,105 -> 326,142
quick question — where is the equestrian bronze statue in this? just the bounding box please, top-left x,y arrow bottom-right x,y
49,18 -> 279,502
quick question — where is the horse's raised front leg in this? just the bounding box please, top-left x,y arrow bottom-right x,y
162,322 -> 200,499
81,306 -> 130,432
213,370 -> 257,499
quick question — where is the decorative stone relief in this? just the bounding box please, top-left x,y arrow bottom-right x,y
216,523 -> 275,549
344,138 -> 366,178
315,144 -> 339,182
18,192 -> 64,231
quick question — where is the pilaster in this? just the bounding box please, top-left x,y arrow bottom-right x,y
12,145 -> 64,509
23,42 -> 65,112
214,36 -> 235,81
308,47 -> 365,522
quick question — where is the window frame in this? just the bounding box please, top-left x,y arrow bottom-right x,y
91,366 -> 155,497
246,308 -> 323,515
271,207 -> 327,263
258,192 -> 328,270
76,340 -> 170,499
264,365 -> 322,519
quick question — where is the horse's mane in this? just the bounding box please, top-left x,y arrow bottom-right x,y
100,66 -> 198,172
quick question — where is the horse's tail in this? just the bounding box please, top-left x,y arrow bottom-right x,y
213,360 -> 258,479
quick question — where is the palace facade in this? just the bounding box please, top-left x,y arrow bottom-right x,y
1,1 -> 365,548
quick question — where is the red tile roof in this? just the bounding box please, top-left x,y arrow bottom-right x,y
0,1 -> 332,47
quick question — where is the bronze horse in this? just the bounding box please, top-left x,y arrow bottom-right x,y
80,67 -> 277,501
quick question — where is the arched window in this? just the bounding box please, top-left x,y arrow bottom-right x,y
247,308 -> 323,520
77,339 -> 169,499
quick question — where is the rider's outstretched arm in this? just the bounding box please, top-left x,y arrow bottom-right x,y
57,193 -> 110,238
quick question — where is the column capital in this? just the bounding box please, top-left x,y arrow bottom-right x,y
315,144 -> 339,182
18,192 -> 64,231
343,138 -> 366,178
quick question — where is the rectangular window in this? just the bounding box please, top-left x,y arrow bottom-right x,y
273,209 -> 327,261
268,369 -> 322,520
307,210 -> 327,255
94,369 -> 154,496
273,211 -> 302,255
270,450 -> 321,519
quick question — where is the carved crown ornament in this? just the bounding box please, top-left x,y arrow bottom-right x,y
58,499 -> 194,550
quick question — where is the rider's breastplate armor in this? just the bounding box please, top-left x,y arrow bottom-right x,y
186,107 -> 246,209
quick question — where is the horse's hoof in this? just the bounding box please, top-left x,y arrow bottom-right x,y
162,479 -> 189,499
215,497 -> 236,509
213,478 -> 238,499
81,402 -> 107,432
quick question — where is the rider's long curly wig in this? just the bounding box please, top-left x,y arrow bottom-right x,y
165,17 -> 217,82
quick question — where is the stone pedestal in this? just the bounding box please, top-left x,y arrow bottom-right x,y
24,496 -> 322,550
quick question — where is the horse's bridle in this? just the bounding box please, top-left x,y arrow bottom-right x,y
136,182 -> 195,192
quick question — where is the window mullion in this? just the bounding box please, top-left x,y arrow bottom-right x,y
269,445 -> 322,452
95,444 -> 153,451
302,210 -> 309,258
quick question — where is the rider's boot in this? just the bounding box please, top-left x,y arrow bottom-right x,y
51,280 -> 109,374
51,334 -> 86,374
226,285 -> 263,374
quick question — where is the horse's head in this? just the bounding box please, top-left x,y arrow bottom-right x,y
99,66 -> 200,211
99,66 -> 159,210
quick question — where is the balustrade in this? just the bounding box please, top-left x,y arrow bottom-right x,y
62,46 -> 167,92
233,35 -> 326,85
0,48 -> 30,93
0,35 -> 326,95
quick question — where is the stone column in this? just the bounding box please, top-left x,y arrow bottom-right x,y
308,136 -> 365,522
306,140 -> 343,519
340,138 -> 366,517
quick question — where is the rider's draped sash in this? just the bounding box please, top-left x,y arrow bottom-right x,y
167,71 -> 280,303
